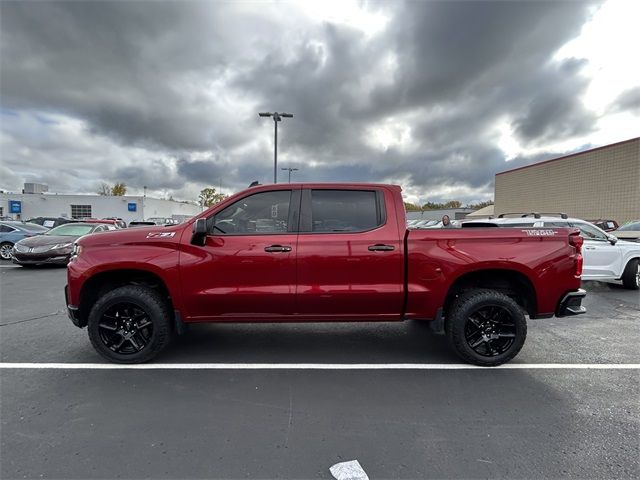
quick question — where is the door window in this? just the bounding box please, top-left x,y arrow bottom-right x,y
308,190 -> 383,232
208,190 -> 292,235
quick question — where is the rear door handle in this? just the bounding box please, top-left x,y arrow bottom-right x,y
368,244 -> 395,252
264,245 -> 292,253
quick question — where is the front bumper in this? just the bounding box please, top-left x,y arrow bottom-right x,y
65,285 -> 84,328
556,288 -> 587,317
12,252 -> 70,266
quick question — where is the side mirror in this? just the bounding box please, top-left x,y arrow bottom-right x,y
607,234 -> 618,245
191,218 -> 207,246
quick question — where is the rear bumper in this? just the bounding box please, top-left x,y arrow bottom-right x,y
556,288 -> 587,317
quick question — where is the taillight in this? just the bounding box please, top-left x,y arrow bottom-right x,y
569,232 -> 583,277
575,254 -> 583,277
569,232 -> 583,252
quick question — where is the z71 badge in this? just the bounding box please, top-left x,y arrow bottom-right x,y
146,232 -> 176,239
521,229 -> 556,236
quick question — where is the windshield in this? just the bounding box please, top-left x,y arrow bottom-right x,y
618,221 -> 640,231
46,224 -> 95,236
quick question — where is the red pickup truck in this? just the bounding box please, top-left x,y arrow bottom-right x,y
66,183 -> 586,366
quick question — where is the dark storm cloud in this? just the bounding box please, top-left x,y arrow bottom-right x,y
611,87 -> 640,114
512,59 -> 597,143
0,0 -> 604,202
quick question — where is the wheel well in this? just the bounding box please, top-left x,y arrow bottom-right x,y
444,269 -> 537,317
78,269 -> 173,325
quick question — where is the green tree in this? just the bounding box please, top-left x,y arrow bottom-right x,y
422,200 -> 462,210
404,202 -> 422,212
111,182 -> 127,196
199,187 -> 227,207
466,200 -> 494,209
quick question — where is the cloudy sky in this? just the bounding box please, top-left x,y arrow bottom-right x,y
1,0 -> 638,205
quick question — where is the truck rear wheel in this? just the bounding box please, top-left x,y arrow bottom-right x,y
87,285 -> 173,363
446,289 -> 527,366
621,259 -> 639,290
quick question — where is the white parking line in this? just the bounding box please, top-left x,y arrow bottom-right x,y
0,363 -> 638,370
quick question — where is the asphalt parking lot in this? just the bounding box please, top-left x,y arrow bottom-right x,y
1,264 -> 638,479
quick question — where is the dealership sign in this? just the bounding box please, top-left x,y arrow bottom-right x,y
8,200 -> 21,214
127,202 -> 137,212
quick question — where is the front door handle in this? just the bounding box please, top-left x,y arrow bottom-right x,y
368,244 -> 395,252
264,245 -> 292,253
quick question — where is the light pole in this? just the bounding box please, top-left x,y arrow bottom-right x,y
281,167 -> 299,183
258,111 -> 293,183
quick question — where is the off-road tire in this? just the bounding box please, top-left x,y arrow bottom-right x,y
87,285 -> 173,363
446,289 -> 527,366
621,258 -> 640,290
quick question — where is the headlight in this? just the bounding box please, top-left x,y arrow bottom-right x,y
50,242 -> 73,251
14,244 -> 29,253
70,243 -> 83,258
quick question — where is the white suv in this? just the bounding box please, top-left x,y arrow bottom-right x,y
463,214 -> 640,290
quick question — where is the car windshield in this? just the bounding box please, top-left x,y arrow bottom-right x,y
618,221 -> 640,231
45,224 -> 95,236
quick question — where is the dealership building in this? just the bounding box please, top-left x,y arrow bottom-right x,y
0,184 -> 202,223
494,137 -> 639,224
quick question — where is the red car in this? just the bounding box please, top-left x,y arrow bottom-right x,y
66,183 -> 585,366
589,219 -> 619,232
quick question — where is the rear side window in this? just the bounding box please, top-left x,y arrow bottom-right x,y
309,190 -> 383,232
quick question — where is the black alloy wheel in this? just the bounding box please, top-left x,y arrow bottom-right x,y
98,302 -> 154,355
446,289 -> 527,366
464,305 -> 517,357
87,285 -> 173,363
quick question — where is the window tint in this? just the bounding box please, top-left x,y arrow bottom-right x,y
310,190 -> 381,232
0,224 -> 16,233
209,190 -> 291,235
571,222 -> 607,241
543,222 -> 570,227
499,222 -> 537,227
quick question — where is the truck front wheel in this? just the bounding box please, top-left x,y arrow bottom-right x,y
446,290 -> 527,366
87,285 -> 173,363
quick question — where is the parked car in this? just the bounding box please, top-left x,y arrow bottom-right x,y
128,220 -> 157,227
589,219 -> 619,232
146,217 -> 179,225
409,219 -> 439,228
102,217 -> 127,229
0,221 -> 49,260
79,218 -> 122,228
25,217 -> 77,229
614,221 -> 640,242
66,183 -> 585,366
12,222 -> 117,266
463,214 -> 640,289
